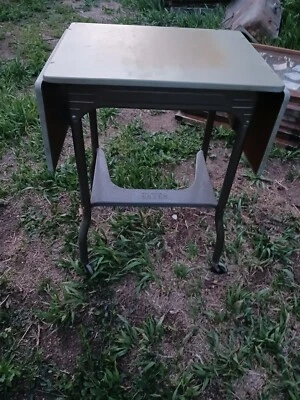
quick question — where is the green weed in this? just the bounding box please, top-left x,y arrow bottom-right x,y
214,126 -> 235,146
193,331 -> 250,393
186,240 -> 199,259
251,307 -> 290,356
97,108 -> 119,131
251,227 -> 297,266
0,359 -> 22,389
110,316 -> 139,359
174,262 -> 190,279
172,371 -> 202,399
186,276 -> 202,297
270,146 -> 300,162
225,284 -> 254,323
39,281 -> 86,326
272,267 -> 297,291
20,203 -> 45,235
89,211 -> 164,290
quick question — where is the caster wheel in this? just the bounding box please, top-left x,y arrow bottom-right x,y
211,262 -> 228,274
85,263 -> 94,275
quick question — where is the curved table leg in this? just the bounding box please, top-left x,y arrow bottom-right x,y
89,109 -> 99,188
70,114 -> 93,274
79,211 -> 93,274
202,111 -> 216,160
211,117 -> 249,274
211,209 -> 227,274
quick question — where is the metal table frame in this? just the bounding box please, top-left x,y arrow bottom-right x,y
44,83 -> 283,274
35,24 -> 288,275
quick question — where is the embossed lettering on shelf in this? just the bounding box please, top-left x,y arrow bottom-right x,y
141,192 -> 168,201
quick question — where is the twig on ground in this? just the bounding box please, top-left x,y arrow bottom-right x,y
36,324 -> 41,347
16,323 -> 33,348
0,295 -> 10,307
275,180 -> 288,190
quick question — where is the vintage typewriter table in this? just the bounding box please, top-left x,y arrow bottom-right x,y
35,23 -> 288,274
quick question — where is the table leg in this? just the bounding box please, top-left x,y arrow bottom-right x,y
202,111 -> 216,160
70,115 -> 93,274
89,110 -> 99,187
212,118 -> 249,274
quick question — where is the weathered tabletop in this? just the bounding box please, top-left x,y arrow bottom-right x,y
43,23 -> 283,91
36,23 -> 287,174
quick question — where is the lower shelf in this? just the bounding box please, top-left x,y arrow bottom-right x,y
91,149 -> 217,208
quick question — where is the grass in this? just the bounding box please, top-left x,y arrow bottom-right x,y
0,1 -> 300,399
174,262 -> 190,279
0,57 -> 41,153
107,120 -> 203,189
186,241 -> 199,259
270,0 -> 300,50
0,0 -> 49,22
17,25 -> 50,75
121,0 -> 300,50
120,0 -> 300,50
97,107 -> 119,130
201,291 -> 300,398
0,25 -> 49,157
251,228 -> 297,266
119,3 -> 224,29
39,281 -> 87,326
89,211 -> 164,290
121,0 -> 164,10
270,146 -> 300,162
0,280 -> 43,398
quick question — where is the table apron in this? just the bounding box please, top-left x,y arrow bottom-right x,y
64,84 -> 257,121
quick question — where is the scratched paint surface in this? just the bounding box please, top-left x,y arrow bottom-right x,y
43,22 -> 283,91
